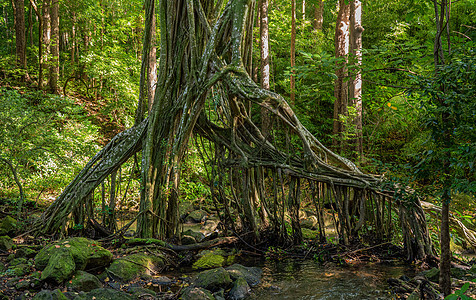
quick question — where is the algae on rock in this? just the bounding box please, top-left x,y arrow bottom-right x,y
106,253 -> 164,282
35,237 -> 112,271
66,270 -> 102,292
193,267 -> 232,292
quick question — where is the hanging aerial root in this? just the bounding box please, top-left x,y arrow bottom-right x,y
32,119 -> 148,235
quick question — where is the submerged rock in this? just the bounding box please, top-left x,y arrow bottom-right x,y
106,253 -> 164,282
229,276 -> 250,300
226,264 -> 263,287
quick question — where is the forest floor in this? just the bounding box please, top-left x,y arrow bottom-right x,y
1,202 -> 476,299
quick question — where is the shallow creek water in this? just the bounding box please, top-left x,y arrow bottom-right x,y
248,259 -> 412,300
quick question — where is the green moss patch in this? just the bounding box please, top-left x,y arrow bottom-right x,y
106,254 -> 164,282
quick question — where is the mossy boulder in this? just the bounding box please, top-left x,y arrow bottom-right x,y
226,264 -> 262,287
229,277 -> 250,300
40,247 -> 76,283
0,236 -> 14,251
0,216 -> 17,236
35,237 -> 112,273
182,229 -> 205,243
193,267 -> 232,292
106,254 -> 164,282
128,287 -> 157,298
182,235 -> 197,245
193,249 -> 227,270
185,210 -> 208,223
66,271 -> 102,292
85,288 -> 133,300
32,289 -> 68,300
181,287 -> 216,300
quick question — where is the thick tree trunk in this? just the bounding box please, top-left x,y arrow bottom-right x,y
135,0 -> 157,125
40,0 -> 50,90
259,0 -> 271,139
350,0 -> 363,157
333,0 -> 350,150
147,7 -> 157,111
14,0 -> 27,81
48,0 -> 59,93
290,0 -> 296,105
313,0 -> 323,31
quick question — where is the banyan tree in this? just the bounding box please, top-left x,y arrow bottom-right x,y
32,0 -> 432,261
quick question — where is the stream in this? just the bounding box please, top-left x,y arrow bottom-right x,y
247,259 -> 412,300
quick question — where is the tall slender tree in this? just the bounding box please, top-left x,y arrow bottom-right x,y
433,0 -> 452,295
333,0 -> 350,150
135,0 -> 157,125
350,0 -> 363,157
48,0 -> 59,93
14,0 -> 27,81
313,0 -> 323,31
290,0 -> 296,105
259,0 -> 271,138
40,0 -> 50,90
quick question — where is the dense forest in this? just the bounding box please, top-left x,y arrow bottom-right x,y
0,0 -> 475,299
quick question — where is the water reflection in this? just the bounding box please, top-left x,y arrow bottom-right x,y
250,259 -> 409,300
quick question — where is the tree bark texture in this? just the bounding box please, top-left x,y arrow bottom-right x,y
33,0 -> 432,261
313,0 -> 323,31
40,0 -> 51,90
290,0 -> 296,105
14,0 -> 27,80
259,0 -> 271,139
48,0 -> 59,93
135,0 -> 157,125
350,0 -> 363,156
333,0 -> 350,150
433,0 -> 452,295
